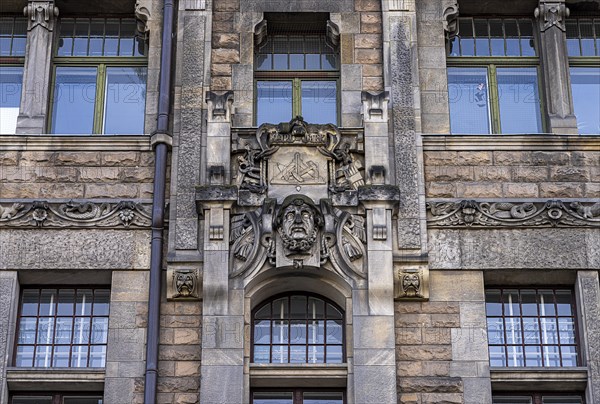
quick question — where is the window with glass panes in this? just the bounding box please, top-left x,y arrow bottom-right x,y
0,16 -> 26,134
255,26 -> 339,126
447,18 -> 543,134
566,17 -> 600,135
492,394 -> 584,404
14,288 -> 110,368
252,294 -> 344,364
485,288 -> 579,367
50,17 -> 147,134
252,389 -> 344,404
11,394 -> 103,404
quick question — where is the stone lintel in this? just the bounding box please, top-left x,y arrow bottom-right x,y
422,134 -> 600,151
195,185 -> 238,215
358,185 -> 400,203
490,367 -> 588,391
249,364 -> 348,388
6,368 -> 105,392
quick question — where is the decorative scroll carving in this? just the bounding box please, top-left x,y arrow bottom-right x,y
443,2 -> 459,42
24,1 -> 59,31
372,207 -> 387,240
254,20 -> 268,48
427,200 -> 600,228
206,90 -> 234,122
0,200 -> 152,228
134,0 -> 151,34
362,91 -> 389,122
167,268 -> 201,300
395,267 -> 429,300
326,20 -> 340,48
229,195 -> 367,283
535,1 -> 569,32
233,117 -> 364,201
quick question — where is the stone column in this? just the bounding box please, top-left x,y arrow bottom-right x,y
103,271 -> 149,404
354,187 -> 399,404
575,271 -> 600,404
198,195 -> 244,404
16,1 -> 58,134
534,0 -> 578,134
0,272 -> 19,404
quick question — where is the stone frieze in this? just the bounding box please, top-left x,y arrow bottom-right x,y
427,199 -> 600,228
0,200 -> 152,228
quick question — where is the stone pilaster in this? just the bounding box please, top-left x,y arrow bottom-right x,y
534,0 -> 578,134
575,271 -> 600,404
362,91 -> 391,184
354,186 -> 398,404
16,1 -> 58,134
382,1 -> 429,255
168,8 -> 208,261
0,272 -> 19,404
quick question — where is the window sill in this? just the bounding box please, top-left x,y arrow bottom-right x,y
6,367 -> 105,391
249,363 -> 348,388
490,367 -> 588,391
422,134 -> 600,151
0,135 -> 152,151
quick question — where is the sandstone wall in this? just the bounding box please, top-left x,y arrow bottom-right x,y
424,150 -> 600,199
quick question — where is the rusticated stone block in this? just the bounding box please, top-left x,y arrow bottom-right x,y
157,377 -> 200,393
421,393 -> 463,404
426,166 -> 474,182
102,152 -> 141,166
456,152 -> 492,165
175,361 -> 201,377
363,76 -> 384,91
79,167 -> 120,182
493,151 -> 533,166
0,183 -> 85,198
397,377 -> 463,393
511,166 -> 549,182
54,151 -> 100,165
531,151 -> 571,165
396,361 -> 424,377
572,151 -> 600,166
424,151 -> 457,165
502,183 -> 539,198
420,302 -> 460,314
355,0 -> 381,11
355,48 -> 383,64
173,329 -> 201,345
159,345 -> 201,361
584,182 -> 600,198
395,302 -> 422,314
84,184 -> 139,198
426,182 -> 455,198
549,166 -> 590,182
422,327 -> 451,345
174,393 -> 199,404
120,167 -> 155,183
211,48 -> 240,64
213,0 -> 239,11
355,33 -> 382,48
395,313 -> 431,328
422,361 -> 451,377
211,63 -> 232,77
539,182 -> 585,198
363,64 -> 383,76
396,327 -> 423,345
0,151 -> 19,165
473,166 -> 511,182
431,314 -> 460,328
396,345 -> 452,361
19,151 -> 55,165
361,12 -> 382,24
161,315 -> 201,328
398,393 -> 420,404
455,183 -> 502,198
211,76 -> 232,91
212,33 -> 239,49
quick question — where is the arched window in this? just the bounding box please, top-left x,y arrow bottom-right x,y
252,293 -> 344,364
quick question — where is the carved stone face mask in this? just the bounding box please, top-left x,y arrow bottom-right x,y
277,199 -> 319,253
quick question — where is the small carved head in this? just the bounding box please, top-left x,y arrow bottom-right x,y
402,272 -> 421,296
174,271 -> 195,297
276,195 -> 323,253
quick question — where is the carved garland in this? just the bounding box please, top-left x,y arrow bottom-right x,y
0,200 -> 152,228
427,200 -> 600,228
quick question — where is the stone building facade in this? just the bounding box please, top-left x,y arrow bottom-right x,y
0,0 -> 598,403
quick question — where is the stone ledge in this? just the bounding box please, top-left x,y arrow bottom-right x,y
0,135 -> 152,151
6,367 -> 105,391
422,135 -> 600,151
249,363 -> 348,388
490,367 -> 588,391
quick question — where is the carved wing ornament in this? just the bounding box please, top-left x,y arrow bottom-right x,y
0,200 -> 152,228
427,200 -> 600,228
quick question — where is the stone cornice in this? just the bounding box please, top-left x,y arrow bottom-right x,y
427,199 -> 600,228
422,134 -> 600,151
0,135 -> 152,151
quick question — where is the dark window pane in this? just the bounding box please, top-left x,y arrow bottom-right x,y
570,67 -> 600,134
63,398 -> 104,404
12,397 -> 53,404
11,18 -> 27,56
271,345 -> 288,363
326,345 -> 343,363
256,81 -> 292,125
89,345 -> 106,367
327,320 -> 343,344
53,345 -> 70,367
0,66 -> 23,134
489,346 -> 506,366
58,19 -> 75,56
253,392 -> 294,404
290,345 -> 306,363
290,320 -> 307,344
493,397 -> 532,404
560,345 -> 578,367
486,290 -> 503,316
524,345 -> 542,366
301,80 -> 337,124
73,19 -> 90,56
57,289 -> 75,316
256,54 -> 272,70
308,320 -> 324,344
506,345 -> 524,366
272,320 -> 289,344
71,345 -> 89,367
40,289 -> 57,316
89,19 -> 105,56
104,19 -> 120,56
542,397 -> 583,404
119,19 -> 137,56
326,303 -> 343,319
18,318 -> 37,344
254,320 -> 271,344
255,304 -> 271,319
566,20 -> 580,56
55,317 -> 73,344
459,18 -> 474,37
497,67 -> 542,134
21,289 -> 39,316
290,295 -> 307,319
253,345 -> 270,363
489,20 -> 504,56
521,290 -> 538,316
35,345 -> 53,367
52,67 -> 97,134
487,317 -> 505,344
579,20 -> 595,56
15,346 -> 34,367
91,318 -> 108,344
308,297 -> 325,319
539,290 -> 556,316
448,67 -> 491,134
93,290 -> 110,316
303,392 -> 344,404
555,290 -> 573,316
103,67 -> 147,134
76,289 -> 93,316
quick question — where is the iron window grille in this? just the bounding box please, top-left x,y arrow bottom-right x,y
14,288 -> 110,368
446,17 -> 544,134
485,288 -> 579,368
251,389 -> 345,404
49,17 -> 147,135
252,293 -> 345,364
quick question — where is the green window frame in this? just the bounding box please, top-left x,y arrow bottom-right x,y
566,17 -> 600,134
1,16 -> 27,134
447,18 -> 544,134
49,17 -> 147,135
254,30 -> 340,126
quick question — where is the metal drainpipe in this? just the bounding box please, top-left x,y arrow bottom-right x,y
144,0 -> 174,402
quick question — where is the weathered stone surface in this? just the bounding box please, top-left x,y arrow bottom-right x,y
396,345 -> 452,361
0,272 -> 18,404
576,271 -> 600,403
397,377 -> 463,393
